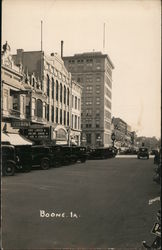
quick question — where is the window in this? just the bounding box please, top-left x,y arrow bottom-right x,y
75,96 -> 77,109
67,88 -> 69,106
52,78 -> 54,99
36,99 -> 43,118
60,109 -> 62,124
3,90 -> 8,111
86,133 -> 91,144
64,110 -> 66,125
85,119 -> 92,128
75,115 -> 77,129
86,109 -> 92,116
105,110 -> 111,119
96,76 -> 101,82
56,80 -> 59,101
96,120 -> 100,128
72,114 -> 74,128
78,98 -> 80,110
96,109 -> 100,116
78,117 -> 80,129
60,83 -> 62,103
105,98 -> 111,109
67,112 -> 69,126
47,104 -> 49,121
96,97 -> 100,105
86,98 -> 92,105
105,87 -> 111,99
86,86 -> 93,92
72,95 -> 74,108
51,106 -> 54,122
96,85 -> 100,94
56,107 -> 58,123
64,86 -> 66,104
47,75 -> 50,97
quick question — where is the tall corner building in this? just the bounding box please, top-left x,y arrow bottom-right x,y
63,52 -> 114,147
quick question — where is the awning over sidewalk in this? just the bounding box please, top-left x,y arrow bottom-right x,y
1,132 -> 33,146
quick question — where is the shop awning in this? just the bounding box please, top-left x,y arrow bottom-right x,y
1,132 -> 33,146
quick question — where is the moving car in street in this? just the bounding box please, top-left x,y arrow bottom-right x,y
137,147 -> 149,159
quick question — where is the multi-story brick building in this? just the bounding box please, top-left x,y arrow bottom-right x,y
63,51 -> 114,147
12,48 -> 82,145
2,42 -> 82,145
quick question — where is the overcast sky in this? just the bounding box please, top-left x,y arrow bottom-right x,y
2,0 -> 161,138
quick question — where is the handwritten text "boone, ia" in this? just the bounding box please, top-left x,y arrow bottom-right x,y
40,210 -> 80,218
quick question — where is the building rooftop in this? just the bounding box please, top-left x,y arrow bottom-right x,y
63,51 -> 114,69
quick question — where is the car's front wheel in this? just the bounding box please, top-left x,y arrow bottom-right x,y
40,159 -> 50,170
3,162 -> 15,176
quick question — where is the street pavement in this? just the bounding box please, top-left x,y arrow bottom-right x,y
2,157 -> 160,249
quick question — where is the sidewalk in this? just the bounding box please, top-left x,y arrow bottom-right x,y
116,155 -> 154,158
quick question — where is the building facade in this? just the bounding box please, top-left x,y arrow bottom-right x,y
1,42 -> 30,135
2,42 -> 82,145
71,80 -> 82,145
63,52 -> 114,147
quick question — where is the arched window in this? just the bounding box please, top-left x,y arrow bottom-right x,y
56,80 -> 59,101
67,88 -> 69,106
52,78 -> 54,99
64,86 -> 66,104
60,83 -> 62,103
47,75 -> 50,97
37,99 -> 43,118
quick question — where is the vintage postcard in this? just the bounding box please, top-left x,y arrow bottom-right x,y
1,0 -> 161,249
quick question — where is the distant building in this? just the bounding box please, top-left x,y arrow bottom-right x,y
63,51 -> 114,147
111,117 -> 135,148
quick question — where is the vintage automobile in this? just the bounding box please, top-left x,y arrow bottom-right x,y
31,145 -> 53,170
50,145 -> 77,165
137,147 -> 149,159
2,145 -> 16,176
14,145 -> 32,172
87,147 -> 116,160
71,146 -> 87,163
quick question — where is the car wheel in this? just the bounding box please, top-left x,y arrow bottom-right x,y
40,159 -> 50,170
3,162 -> 15,176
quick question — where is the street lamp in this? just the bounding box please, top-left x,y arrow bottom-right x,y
96,136 -> 102,148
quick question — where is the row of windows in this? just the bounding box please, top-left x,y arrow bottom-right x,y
68,58 -> 94,64
46,76 -> 70,105
81,109 -> 100,116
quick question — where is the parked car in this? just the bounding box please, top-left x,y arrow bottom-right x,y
137,147 -> 149,159
15,145 -> 32,172
50,145 -> 77,165
71,146 -> 87,163
88,147 -> 116,160
31,145 -> 53,170
2,145 -> 16,176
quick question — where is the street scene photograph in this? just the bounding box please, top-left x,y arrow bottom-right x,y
1,0 -> 161,249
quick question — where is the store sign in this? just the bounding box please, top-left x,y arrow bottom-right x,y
22,127 -> 51,140
12,121 -> 30,128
